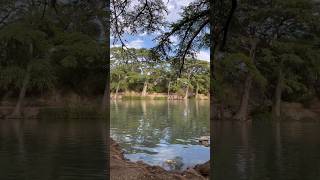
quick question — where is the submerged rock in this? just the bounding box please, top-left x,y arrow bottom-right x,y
163,156 -> 184,171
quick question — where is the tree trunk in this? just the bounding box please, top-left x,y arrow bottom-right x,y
233,74 -> 253,121
184,86 -> 189,100
195,83 -> 199,99
234,38 -> 256,121
184,74 -> 191,100
11,70 -> 31,117
141,81 -> 148,96
167,81 -> 171,100
115,82 -> 120,99
114,74 -> 121,99
195,100 -> 199,115
272,68 -> 283,120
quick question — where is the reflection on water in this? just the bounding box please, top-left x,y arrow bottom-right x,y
126,144 -> 208,170
0,117 -> 107,180
214,121 -> 320,180
110,100 -> 210,171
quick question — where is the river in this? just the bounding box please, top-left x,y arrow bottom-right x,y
110,100 -> 210,171
0,109 -> 107,180
2,101 -> 319,179
213,121 -> 320,180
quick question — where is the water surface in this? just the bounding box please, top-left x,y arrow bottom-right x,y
213,121 -> 320,180
0,112 -> 107,180
110,100 -> 210,171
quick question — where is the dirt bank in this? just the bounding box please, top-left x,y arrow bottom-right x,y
281,101 -> 320,121
110,139 -> 210,180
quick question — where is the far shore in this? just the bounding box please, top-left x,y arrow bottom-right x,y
1,93 -> 319,122
0,92 -> 208,119
111,92 -> 209,100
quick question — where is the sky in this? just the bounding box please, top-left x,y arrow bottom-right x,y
111,0 -> 210,61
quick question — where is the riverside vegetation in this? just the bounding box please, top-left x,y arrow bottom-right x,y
0,1 -> 108,118
1,0 -> 319,121
213,0 -> 320,121
0,0 -> 320,180
110,47 -> 210,100
0,1 -> 210,119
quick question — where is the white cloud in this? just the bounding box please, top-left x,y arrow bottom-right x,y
196,50 -> 210,61
127,39 -> 144,48
127,0 -> 193,22
110,39 -> 144,49
170,36 -> 179,45
111,44 -> 121,48
166,0 -> 195,22
174,0 -> 195,6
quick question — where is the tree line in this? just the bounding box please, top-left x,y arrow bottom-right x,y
214,0 -> 320,120
110,47 -> 210,99
0,0 -> 108,116
1,0 -> 320,121
110,0 -> 320,121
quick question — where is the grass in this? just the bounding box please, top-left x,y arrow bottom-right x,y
153,96 -> 167,100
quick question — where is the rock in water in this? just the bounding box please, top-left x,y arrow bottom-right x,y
198,136 -> 210,147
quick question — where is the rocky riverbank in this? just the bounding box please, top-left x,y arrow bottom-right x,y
110,138 -> 210,180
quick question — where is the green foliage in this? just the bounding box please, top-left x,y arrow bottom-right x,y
0,1 -> 107,99
29,59 -> 56,91
153,97 -> 167,100
0,66 -> 25,90
259,39 -> 319,101
0,22 -> 54,92
213,0 -> 320,120
224,52 -> 267,87
111,47 -> 209,96
0,22 -> 47,48
154,0 -> 209,70
60,56 -> 78,68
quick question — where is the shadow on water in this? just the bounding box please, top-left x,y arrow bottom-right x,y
111,100 -> 210,171
0,110 -> 107,180
213,120 -> 320,180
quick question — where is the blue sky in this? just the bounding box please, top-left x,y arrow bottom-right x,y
111,0 -> 210,61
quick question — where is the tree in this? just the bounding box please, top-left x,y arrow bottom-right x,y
111,0 -> 167,47
258,0 -> 319,119
110,47 -> 210,99
0,1 -> 110,115
110,47 -> 136,97
0,22 -> 55,117
50,32 -> 105,95
154,0 -> 210,75
216,0 -> 320,121
223,0 -> 269,121
260,40 -> 320,119
134,48 -> 164,96
186,60 -> 210,99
